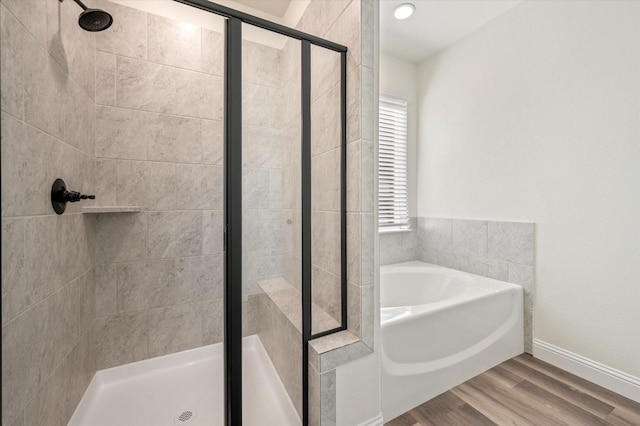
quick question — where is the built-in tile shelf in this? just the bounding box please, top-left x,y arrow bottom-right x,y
82,206 -> 142,214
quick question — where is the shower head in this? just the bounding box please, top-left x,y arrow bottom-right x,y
65,0 -> 113,32
78,7 -> 113,32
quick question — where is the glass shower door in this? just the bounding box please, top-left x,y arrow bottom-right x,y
240,22 -> 303,425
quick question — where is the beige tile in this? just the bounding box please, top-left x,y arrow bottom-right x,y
24,353 -> 66,426
24,215 -> 63,304
115,56 -> 173,112
361,212 -> 375,285
268,87 -> 285,129
64,326 -> 95,423
56,213 -> 93,284
311,45 -> 341,103
347,213 -> 361,285
147,14 -> 201,71
1,4 -> 25,118
148,303 -> 202,357
346,282 -> 361,339
1,113 -> 73,216
243,126 -> 283,168
147,211 -> 202,259
45,0 -> 95,99
312,211 -> 341,276
361,0 -> 375,69
95,264 -> 116,318
346,66 -> 361,143
116,160 -> 176,210
243,83 -> 270,127
95,311 -> 149,369
94,212 -> 147,265
76,270 -> 95,336
148,114 -> 202,163
347,141 -> 361,212
331,0 -> 361,72
202,210 -> 224,255
77,151 -> 97,209
312,147 -> 341,212
242,39 -> 280,88
201,28 -> 224,77
95,159 -> 117,206
23,33 -> 66,138
1,297 -> 47,425
64,80 -> 95,155
95,51 -> 116,106
175,256 -> 223,304
175,70 -> 223,120
96,105 -> 150,160
43,282 -> 81,378
117,259 -> 176,313
1,0 -> 46,46
95,0 -> 147,60
1,218 -> 25,325
202,297 -> 223,345
361,284 -> 375,348
201,119 -> 223,165
360,140 -> 375,213
175,164 -> 222,210
308,362 -> 320,426
311,83 -> 341,156
320,370 -> 337,425
312,266 -> 341,323
361,66 -> 375,142
243,167 -> 270,209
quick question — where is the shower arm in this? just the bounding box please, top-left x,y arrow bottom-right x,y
59,0 -> 89,11
73,0 -> 89,10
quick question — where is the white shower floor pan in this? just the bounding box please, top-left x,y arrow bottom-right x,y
69,335 -> 300,426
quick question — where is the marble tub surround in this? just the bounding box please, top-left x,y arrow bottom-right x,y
419,217 -> 535,353
379,217 -> 418,266
1,0 -> 97,424
379,217 -> 535,352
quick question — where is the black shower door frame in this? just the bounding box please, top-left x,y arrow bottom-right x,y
173,2 -> 348,425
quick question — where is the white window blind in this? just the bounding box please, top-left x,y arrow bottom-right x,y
379,97 -> 409,230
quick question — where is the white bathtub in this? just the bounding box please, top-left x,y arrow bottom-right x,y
381,261 -> 524,421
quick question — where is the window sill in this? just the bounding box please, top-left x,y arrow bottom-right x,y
379,228 -> 413,234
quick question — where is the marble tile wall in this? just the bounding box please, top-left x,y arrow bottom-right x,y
1,0 -> 97,425
91,4 -> 229,369
91,4 -> 275,369
379,216 -> 535,353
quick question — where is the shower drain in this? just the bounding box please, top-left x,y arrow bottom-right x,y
175,410 -> 196,424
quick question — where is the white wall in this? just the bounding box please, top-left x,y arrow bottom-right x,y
380,54 -> 418,217
416,1 -> 640,377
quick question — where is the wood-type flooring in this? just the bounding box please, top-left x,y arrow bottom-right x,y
386,354 -> 640,426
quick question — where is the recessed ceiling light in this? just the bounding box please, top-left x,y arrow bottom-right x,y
394,3 -> 415,20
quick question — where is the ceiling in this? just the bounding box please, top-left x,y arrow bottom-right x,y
231,0 -> 293,18
380,0 -> 523,63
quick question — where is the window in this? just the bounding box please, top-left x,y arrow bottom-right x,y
378,96 -> 409,231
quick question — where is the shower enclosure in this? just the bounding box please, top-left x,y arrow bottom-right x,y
0,0 -> 347,424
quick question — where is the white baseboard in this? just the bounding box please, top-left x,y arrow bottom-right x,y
358,413 -> 384,426
532,339 -> 640,403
